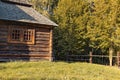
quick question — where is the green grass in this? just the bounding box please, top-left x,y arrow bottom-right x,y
0,61 -> 120,80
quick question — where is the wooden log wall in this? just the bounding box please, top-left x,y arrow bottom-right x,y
0,24 -> 52,61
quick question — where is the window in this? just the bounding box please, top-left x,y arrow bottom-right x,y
11,29 -> 21,41
8,27 -> 35,44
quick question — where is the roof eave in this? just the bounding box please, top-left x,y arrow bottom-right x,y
0,19 -> 58,27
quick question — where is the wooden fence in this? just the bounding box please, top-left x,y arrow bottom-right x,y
66,52 -> 120,67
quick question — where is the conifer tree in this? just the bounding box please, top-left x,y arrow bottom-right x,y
88,0 -> 120,66
53,0 -> 90,58
29,0 -> 59,17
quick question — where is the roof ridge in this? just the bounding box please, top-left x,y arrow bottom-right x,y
1,0 -> 32,7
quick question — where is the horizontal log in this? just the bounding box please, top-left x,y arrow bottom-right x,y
0,51 -> 49,54
0,27 -> 8,30
0,46 -> 9,50
0,54 -> 50,57
29,57 -> 50,61
12,45 -> 49,48
0,34 -> 7,36
0,51 -> 29,54
0,49 -> 49,54
0,41 -> 7,43
0,38 -> 7,42
0,42 -> 49,46
36,34 -> 50,36
15,45 -> 49,48
0,56 -> 50,61
36,35 -> 50,38
0,48 -> 49,52
0,43 -> 7,45
36,38 -> 50,41
30,52 -> 49,54
28,47 -> 49,51
0,30 -> 8,32
0,36 -> 7,38
36,28 -> 50,32
30,49 -> 49,52
0,44 -> 49,48
0,31 -> 8,35
36,41 -> 49,45
36,32 -> 50,35
30,45 -> 49,48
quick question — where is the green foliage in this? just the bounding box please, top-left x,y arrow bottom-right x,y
29,0 -> 59,17
53,0 -> 90,56
53,0 -> 120,60
0,61 -> 120,80
92,0 -> 120,49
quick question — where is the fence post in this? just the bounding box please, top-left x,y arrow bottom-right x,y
66,53 -> 69,62
89,52 -> 92,63
109,47 -> 113,66
117,51 -> 120,67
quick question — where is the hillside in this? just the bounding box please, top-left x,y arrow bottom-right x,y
0,61 -> 120,80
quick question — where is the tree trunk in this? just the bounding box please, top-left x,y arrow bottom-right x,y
109,47 -> 113,66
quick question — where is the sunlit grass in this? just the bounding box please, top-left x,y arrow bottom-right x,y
0,61 -> 120,80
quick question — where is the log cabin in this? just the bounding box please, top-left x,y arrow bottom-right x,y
0,0 -> 58,61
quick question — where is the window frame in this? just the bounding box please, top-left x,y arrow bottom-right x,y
8,27 -> 35,44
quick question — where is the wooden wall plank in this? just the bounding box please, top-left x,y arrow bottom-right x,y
49,29 -> 53,61
0,24 -> 52,61
0,48 -> 49,52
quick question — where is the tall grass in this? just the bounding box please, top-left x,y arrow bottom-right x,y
0,61 -> 120,80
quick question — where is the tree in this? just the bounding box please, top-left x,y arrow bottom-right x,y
29,0 -> 59,17
88,0 -> 120,66
53,0 -> 90,59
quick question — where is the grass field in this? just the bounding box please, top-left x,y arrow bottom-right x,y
0,61 -> 120,80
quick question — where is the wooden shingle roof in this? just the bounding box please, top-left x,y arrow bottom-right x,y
1,0 -> 32,7
0,0 -> 58,26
